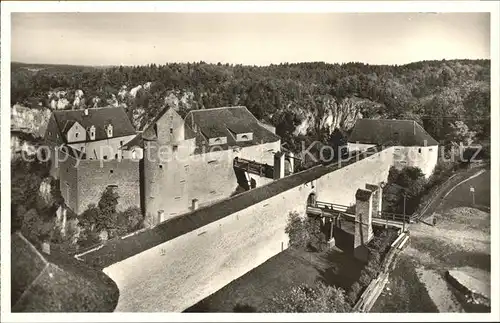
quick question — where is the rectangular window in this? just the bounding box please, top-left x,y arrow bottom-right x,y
173,145 -> 178,152
170,128 -> 173,134
418,148 -> 422,153
429,148 -> 433,152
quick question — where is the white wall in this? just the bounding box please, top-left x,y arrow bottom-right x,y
104,180 -> 315,312
347,142 -> 376,153
315,147 -> 395,207
393,145 -> 438,178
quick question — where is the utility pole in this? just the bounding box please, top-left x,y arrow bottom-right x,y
403,193 -> 406,233
470,186 -> 475,206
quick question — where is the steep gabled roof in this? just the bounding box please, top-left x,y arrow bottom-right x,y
50,107 -> 135,143
185,106 -> 281,150
348,119 -> 438,146
141,107 -> 197,142
11,232 -> 119,312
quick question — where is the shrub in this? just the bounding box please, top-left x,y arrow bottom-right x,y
285,212 -> 326,252
347,282 -> 362,305
359,271 -> 372,287
285,211 -> 309,249
347,228 -> 399,305
116,206 -> 144,236
266,281 -> 351,313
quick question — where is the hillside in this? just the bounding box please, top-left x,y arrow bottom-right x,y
11,59 -> 490,151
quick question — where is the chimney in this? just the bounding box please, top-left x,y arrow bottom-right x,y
192,198 -> 199,211
273,151 -> 285,179
41,241 -> 51,255
157,210 -> 164,224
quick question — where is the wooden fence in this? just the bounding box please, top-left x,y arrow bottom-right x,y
352,230 -> 410,313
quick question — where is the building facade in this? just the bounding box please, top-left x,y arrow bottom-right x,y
47,106 -> 282,221
347,119 -> 439,178
45,107 -> 141,215
140,106 -> 281,226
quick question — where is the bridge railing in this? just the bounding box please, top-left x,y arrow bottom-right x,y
233,158 -> 274,178
315,200 -> 350,212
377,211 -> 411,223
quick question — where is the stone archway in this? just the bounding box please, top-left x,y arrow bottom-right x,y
307,192 -> 317,207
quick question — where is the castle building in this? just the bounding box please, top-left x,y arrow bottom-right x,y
140,106 -> 281,226
44,107 -> 141,215
45,105 -> 282,223
347,119 -> 439,178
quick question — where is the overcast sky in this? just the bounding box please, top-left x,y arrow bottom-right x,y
11,12 -> 490,66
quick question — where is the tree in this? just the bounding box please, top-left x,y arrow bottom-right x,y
383,166 -> 427,214
285,212 -> 309,249
285,212 -> 326,252
20,208 -> 55,245
97,186 -> 119,233
116,206 -> 144,236
446,120 -> 476,147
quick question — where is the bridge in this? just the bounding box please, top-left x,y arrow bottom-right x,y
233,157 -> 275,179
306,200 -> 406,229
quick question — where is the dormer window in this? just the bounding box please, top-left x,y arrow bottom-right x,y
236,132 -> 253,142
106,124 -> 113,138
89,125 -> 96,141
208,136 -> 227,146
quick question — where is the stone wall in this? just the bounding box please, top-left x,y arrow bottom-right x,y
77,158 -> 141,214
100,148 -> 393,312
58,152 -> 141,215
103,178 -> 316,312
58,151 -> 79,213
143,140 -> 281,226
315,147 -> 395,207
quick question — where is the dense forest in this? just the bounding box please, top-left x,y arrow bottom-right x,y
10,59 -> 491,251
12,59 -> 490,152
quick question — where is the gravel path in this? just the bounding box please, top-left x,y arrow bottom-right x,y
415,267 -> 464,312
373,169 -> 490,313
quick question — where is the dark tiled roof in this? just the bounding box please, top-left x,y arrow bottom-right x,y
51,107 -> 135,143
78,145 -> 386,269
11,233 -> 119,312
348,119 -> 438,146
121,133 -> 143,149
185,106 -> 281,149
